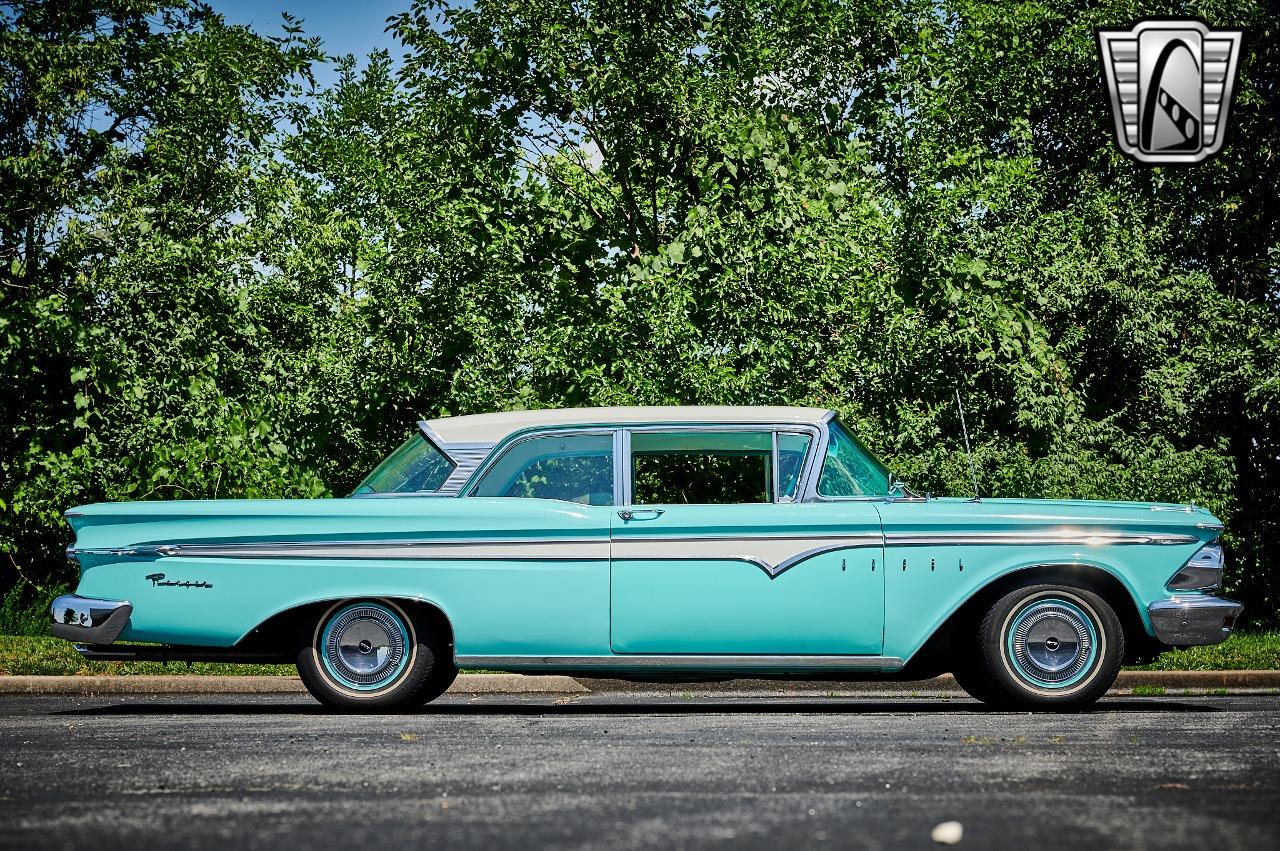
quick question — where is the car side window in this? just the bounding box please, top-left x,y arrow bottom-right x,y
818,421 -> 890,497
631,430 -> 774,505
777,432 -> 812,500
471,433 -> 615,505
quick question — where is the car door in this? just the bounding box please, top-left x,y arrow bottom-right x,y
608,427 -> 885,655
459,429 -> 618,657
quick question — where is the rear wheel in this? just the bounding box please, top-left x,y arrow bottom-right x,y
296,599 -> 456,711
956,582 -> 1124,710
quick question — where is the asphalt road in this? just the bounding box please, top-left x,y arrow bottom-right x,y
1,693 -> 1278,850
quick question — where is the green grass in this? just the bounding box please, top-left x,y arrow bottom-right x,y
1130,684 -> 1167,697
1124,631 -> 1280,671
0,635 -> 295,676
3,629 -> 1278,677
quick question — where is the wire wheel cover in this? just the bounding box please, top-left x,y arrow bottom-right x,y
1007,599 -> 1096,686
322,604 -> 409,689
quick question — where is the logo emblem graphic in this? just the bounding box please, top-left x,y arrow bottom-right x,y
1096,19 -> 1243,164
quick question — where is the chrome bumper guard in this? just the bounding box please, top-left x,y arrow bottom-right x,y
1148,594 -> 1242,646
50,595 -> 132,644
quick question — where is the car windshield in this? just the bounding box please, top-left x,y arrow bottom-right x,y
818,421 -> 892,497
353,433 -> 455,495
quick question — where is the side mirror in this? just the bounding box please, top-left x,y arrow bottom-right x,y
887,475 -> 906,498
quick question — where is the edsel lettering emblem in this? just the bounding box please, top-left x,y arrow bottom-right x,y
1096,19 -> 1243,164
145,572 -> 212,589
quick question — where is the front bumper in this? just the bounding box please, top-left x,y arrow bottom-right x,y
50,595 -> 132,644
1148,594 -> 1243,646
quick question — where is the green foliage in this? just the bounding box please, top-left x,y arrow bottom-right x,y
0,583 -> 67,637
1,1 -> 1277,624
1128,631 -> 1280,672
0,634 -> 294,675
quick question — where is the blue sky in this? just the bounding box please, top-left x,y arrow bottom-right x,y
211,1 -> 407,65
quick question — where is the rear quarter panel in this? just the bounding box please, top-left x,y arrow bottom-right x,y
69,497 -> 612,655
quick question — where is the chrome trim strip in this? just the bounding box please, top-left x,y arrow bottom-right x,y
416,420 -> 457,463
884,531 -> 1198,546
771,542 -> 877,576
640,555 -> 777,574
69,547 -> 146,559
104,539 -> 610,561
1196,522 -> 1225,531
79,533 -> 879,577
455,654 -> 904,671
70,528 -> 1196,565
612,533 -> 881,577
623,532 -> 881,544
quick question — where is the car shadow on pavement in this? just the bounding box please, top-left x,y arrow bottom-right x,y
53,698 -> 1223,717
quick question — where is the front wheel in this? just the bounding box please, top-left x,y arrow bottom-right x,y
961,583 -> 1124,710
297,599 -> 457,711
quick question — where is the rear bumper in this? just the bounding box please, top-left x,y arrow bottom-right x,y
1148,594 -> 1243,646
50,595 -> 132,644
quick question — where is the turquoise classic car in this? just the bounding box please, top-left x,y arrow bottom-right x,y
52,406 -> 1241,710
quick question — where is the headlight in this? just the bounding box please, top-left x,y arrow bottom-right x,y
1166,543 -> 1224,592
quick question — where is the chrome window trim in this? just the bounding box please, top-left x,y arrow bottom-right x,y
799,412 -> 835,502
415,421 -> 459,461
619,422 -> 824,506
775,429 -> 815,502
459,420 -> 829,506
615,427 -> 632,507
771,431 -> 781,502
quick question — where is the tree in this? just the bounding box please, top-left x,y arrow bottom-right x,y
0,1 -> 323,598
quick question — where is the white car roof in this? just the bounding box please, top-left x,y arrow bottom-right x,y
424,406 -> 834,446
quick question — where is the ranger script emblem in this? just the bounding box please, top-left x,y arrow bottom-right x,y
1096,19 -> 1243,164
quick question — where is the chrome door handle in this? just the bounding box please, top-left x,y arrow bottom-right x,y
618,508 -> 665,521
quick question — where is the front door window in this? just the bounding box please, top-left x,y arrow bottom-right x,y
630,430 -> 774,504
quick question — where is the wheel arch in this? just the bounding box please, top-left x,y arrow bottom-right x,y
235,596 -> 457,659
903,561 -> 1154,674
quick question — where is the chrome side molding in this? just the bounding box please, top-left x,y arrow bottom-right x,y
455,654 -> 905,672
884,531 -> 1198,547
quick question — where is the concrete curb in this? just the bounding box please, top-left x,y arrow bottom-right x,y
1,670 -> 1276,696
0,673 -> 588,696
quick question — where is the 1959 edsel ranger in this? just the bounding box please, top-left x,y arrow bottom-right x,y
52,406 -> 1242,710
